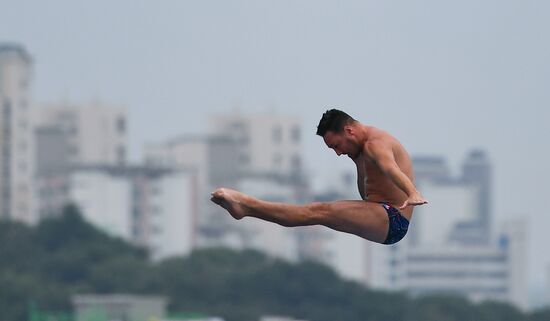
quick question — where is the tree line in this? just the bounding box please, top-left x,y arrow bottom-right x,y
1,205 -> 549,321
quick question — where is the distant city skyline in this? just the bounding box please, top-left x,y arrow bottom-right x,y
1,0 -> 549,306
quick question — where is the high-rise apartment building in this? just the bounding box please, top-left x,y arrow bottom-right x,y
209,113 -> 303,181
34,102 -> 127,172
0,44 -> 35,223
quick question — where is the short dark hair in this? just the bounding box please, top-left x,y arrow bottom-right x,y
316,109 -> 356,136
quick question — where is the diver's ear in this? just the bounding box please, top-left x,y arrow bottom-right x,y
344,125 -> 354,136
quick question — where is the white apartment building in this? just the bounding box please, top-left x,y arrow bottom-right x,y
70,170 -> 132,239
34,101 -> 127,169
209,112 -> 303,178
148,170 -> 198,261
0,44 -> 35,224
37,165 -> 198,261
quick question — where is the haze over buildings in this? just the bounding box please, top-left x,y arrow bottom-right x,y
1,0 -> 549,309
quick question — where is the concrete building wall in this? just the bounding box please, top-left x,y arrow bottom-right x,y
209,113 -> 302,177
411,180 -> 478,246
400,246 -> 509,301
499,219 -> 528,310
35,126 -> 71,175
149,171 -> 197,261
34,102 -> 127,166
72,294 -> 167,321
69,171 -> 132,239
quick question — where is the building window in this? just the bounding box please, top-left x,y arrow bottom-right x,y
117,146 -> 126,164
272,126 -> 282,144
239,153 -> 250,165
20,77 -> 29,89
238,135 -> 250,145
132,225 -> 140,237
291,125 -> 300,143
116,117 -> 125,134
68,145 -> 79,157
19,141 -> 27,153
67,126 -> 78,135
151,185 -> 161,195
230,121 -> 246,131
273,154 -> 282,167
3,101 -> 12,117
18,119 -> 27,130
291,155 -> 301,171
57,111 -> 75,123
151,205 -> 162,215
152,225 -> 162,234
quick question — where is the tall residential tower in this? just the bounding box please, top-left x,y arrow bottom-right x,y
0,44 -> 35,223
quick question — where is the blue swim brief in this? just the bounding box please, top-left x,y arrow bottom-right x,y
381,203 -> 409,245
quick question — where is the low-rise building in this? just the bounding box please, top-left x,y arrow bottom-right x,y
72,294 -> 166,321
37,165 -> 198,261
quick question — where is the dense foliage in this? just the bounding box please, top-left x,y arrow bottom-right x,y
1,205 -> 548,321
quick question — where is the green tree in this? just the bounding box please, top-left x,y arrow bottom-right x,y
1,204 -> 545,321
528,308 -> 550,321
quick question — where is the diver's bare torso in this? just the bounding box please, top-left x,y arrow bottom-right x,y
353,126 -> 415,219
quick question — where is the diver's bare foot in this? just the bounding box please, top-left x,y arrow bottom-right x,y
210,188 -> 248,220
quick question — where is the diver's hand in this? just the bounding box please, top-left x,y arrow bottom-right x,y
399,193 -> 428,210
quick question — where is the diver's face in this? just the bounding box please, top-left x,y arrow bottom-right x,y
323,128 -> 361,159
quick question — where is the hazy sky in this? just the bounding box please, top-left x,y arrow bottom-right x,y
1,0 -> 549,296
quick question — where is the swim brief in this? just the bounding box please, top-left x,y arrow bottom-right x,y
381,203 -> 409,245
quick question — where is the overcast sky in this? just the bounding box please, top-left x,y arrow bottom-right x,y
1,0 -> 549,300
